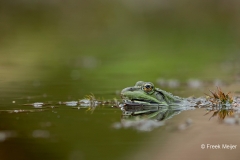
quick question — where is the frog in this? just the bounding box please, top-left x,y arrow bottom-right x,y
121,81 -> 183,106
120,81 -> 185,120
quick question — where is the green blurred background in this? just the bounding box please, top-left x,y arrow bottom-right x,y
0,0 -> 240,160
1,0 -> 239,95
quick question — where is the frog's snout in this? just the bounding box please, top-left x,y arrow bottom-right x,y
120,87 -> 136,99
121,87 -> 134,92
121,87 -> 136,94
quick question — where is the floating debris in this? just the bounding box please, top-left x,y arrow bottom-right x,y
0,109 -> 48,113
232,96 -> 240,109
79,99 -> 90,104
204,87 -> 235,120
78,99 -> 98,108
185,97 -> 212,107
111,98 -> 121,108
205,87 -> 233,107
65,101 -> 78,106
22,102 -> 52,108
33,102 -> 44,108
84,94 -> 100,113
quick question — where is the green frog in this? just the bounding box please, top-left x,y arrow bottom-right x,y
121,81 -> 183,106
120,81 -> 185,119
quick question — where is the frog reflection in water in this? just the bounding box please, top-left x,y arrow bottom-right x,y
120,81 -> 185,120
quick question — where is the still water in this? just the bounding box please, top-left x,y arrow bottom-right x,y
1,78 -> 240,160
0,81 -> 140,160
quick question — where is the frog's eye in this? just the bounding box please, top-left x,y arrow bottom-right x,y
142,83 -> 154,93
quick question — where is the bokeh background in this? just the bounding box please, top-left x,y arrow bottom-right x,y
1,0 -> 240,95
1,0 -> 240,160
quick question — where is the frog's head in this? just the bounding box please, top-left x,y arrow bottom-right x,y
121,81 -> 160,104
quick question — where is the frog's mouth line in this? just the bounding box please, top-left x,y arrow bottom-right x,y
121,95 -> 159,104
131,99 -> 159,104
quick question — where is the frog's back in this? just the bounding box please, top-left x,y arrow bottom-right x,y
155,88 -> 183,104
